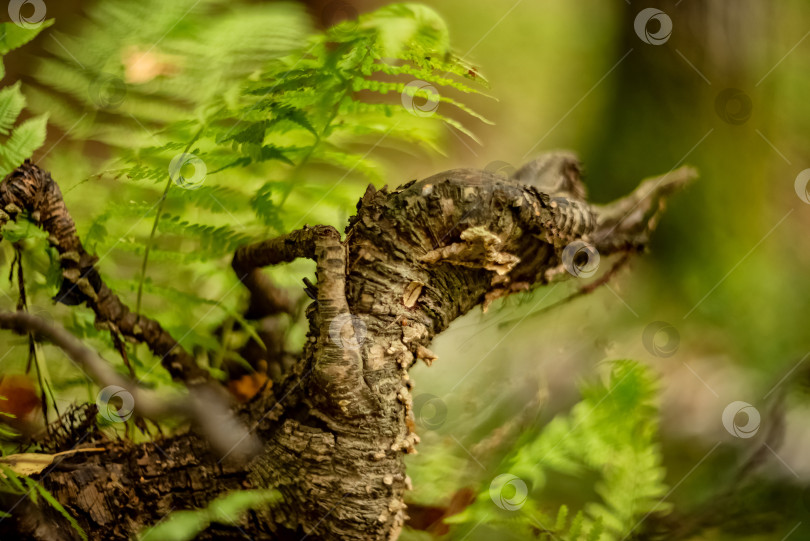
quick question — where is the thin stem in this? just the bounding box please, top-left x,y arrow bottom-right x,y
278,76 -> 352,208
497,252 -> 632,329
135,126 -> 205,315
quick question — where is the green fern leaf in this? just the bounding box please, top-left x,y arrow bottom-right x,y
567,511 -> 585,540
0,113 -> 49,176
25,478 -> 88,541
0,81 -> 25,135
0,20 -> 55,55
584,517 -> 604,541
250,181 -> 285,230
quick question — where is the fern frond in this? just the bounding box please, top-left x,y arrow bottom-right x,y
362,62 -> 492,96
156,215 -> 253,259
0,114 -> 49,176
0,465 -> 86,540
0,19 -> 55,55
137,489 -> 281,541
250,181 -> 285,230
15,2 -> 489,403
25,477 -> 88,541
0,81 -> 25,135
448,362 -> 669,541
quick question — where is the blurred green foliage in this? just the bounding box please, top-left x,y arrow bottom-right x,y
137,489 -> 280,541
448,361 -> 667,540
0,20 -> 52,176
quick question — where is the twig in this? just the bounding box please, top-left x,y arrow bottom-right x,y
0,161 -> 209,385
498,252 -> 632,328
0,311 -> 261,460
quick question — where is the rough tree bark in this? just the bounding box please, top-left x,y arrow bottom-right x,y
0,157 -> 695,540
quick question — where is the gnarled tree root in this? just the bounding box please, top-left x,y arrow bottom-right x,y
0,159 -> 696,540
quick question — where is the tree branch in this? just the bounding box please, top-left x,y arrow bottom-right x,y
591,166 -> 698,253
0,161 -> 209,385
233,225 -> 378,418
231,225 -> 330,319
0,310 -> 260,460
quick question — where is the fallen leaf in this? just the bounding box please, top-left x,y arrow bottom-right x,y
0,374 -> 40,423
227,369 -> 271,403
0,448 -> 105,478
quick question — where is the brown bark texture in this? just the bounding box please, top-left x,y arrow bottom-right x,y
0,157 -> 695,540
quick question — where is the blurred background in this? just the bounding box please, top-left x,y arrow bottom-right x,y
2,1 -> 810,539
